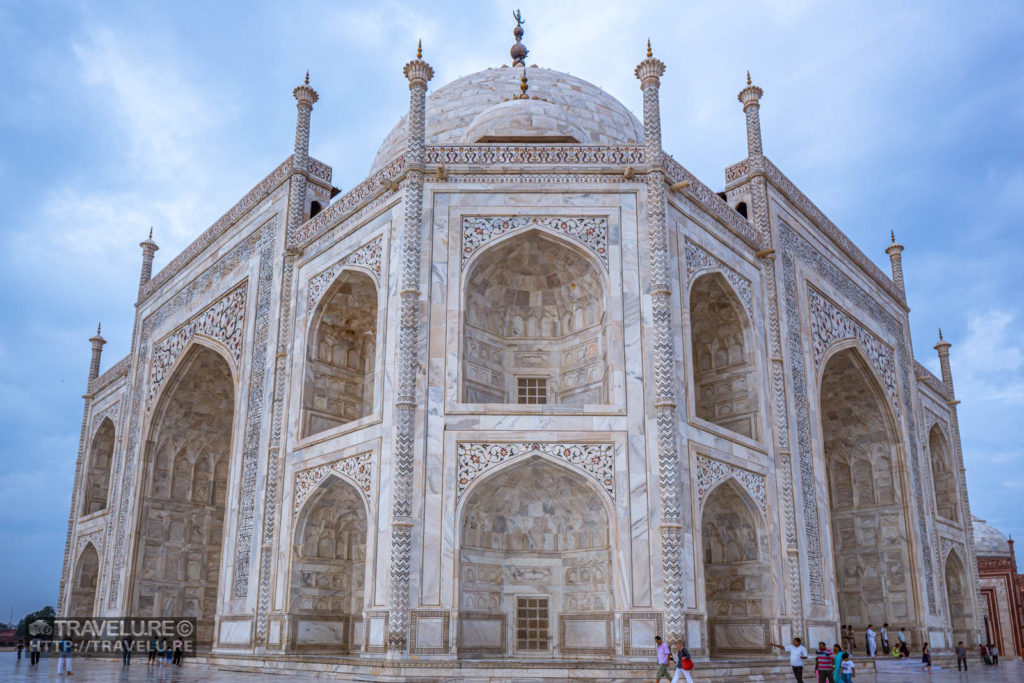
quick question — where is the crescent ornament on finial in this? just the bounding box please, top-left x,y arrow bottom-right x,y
513,9 -> 524,27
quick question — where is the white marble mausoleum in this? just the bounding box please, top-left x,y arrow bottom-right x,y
59,21 -> 985,677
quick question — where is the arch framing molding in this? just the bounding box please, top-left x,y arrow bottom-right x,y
461,215 -> 609,269
293,451 -> 374,514
307,234 -> 383,310
695,454 -> 767,515
75,529 -> 105,562
456,442 -> 614,502
684,238 -> 752,315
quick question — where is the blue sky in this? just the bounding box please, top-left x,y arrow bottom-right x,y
0,1 -> 1021,621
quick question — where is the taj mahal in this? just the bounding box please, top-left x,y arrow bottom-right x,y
57,15 -> 986,679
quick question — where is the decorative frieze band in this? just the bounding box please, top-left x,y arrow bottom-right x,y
807,286 -> 900,415
294,452 -> 374,514
456,442 -> 614,503
146,283 -> 247,411
426,144 -> 645,167
308,235 -> 383,310
684,239 -> 753,314
695,455 -> 767,515
462,215 -> 609,269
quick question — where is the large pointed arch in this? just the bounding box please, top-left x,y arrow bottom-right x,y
944,549 -> 972,645
689,271 -> 760,439
461,229 -> 610,405
287,473 -> 368,652
928,424 -> 959,523
818,345 -> 916,630
130,342 -> 235,647
82,417 -> 115,515
700,477 -> 772,656
302,268 -> 378,437
68,543 -> 100,618
456,456 -> 614,657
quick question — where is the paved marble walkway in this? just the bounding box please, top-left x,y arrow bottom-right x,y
1,652 -> 1021,681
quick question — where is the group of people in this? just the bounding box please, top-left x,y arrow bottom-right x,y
143,637 -> 185,666
11,634 -> 184,673
841,622 -> 910,657
15,637 -> 44,665
978,642 -> 1000,666
770,639 -> 856,683
653,635 -> 695,683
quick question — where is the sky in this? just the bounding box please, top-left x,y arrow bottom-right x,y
0,0 -> 1022,622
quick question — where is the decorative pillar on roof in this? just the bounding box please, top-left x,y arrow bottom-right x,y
288,72 -> 319,246
935,329 -> 955,397
87,323 -> 106,386
886,231 -> 906,300
138,228 -> 158,298
387,40 -> 433,655
737,73 -> 772,244
739,71 -> 764,159
635,40 -> 684,645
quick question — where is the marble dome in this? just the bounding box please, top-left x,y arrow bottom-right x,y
370,65 -> 643,173
972,515 -> 1011,556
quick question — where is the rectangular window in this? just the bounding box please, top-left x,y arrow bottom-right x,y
516,377 -> 547,404
516,596 -> 549,651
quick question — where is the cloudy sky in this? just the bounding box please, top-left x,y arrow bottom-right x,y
0,0 -> 1021,621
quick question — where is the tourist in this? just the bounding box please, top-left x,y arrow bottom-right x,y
897,627 -> 907,650
842,625 -> 855,653
890,644 -> 900,657
980,643 -> 991,665
670,640 -> 693,683
899,641 -> 910,658
148,637 -> 158,664
955,641 -> 967,671
653,635 -> 673,682
769,637 -> 808,682
29,636 -> 41,665
865,625 -> 876,657
832,644 -> 844,683
173,638 -> 183,666
121,634 -> 133,666
880,623 -> 889,653
16,639 -> 23,660
814,641 -> 834,683
56,636 -> 73,675
990,643 -> 998,665
920,642 -> 931,673
839,652 -> 855,682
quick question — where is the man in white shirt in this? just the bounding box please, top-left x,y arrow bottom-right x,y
770,637 -> 809,682
865,625 -> 877,657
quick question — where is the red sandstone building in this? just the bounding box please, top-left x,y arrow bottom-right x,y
973,516 -> 1024,658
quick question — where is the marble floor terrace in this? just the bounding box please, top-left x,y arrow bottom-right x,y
2,652 -> 1020,682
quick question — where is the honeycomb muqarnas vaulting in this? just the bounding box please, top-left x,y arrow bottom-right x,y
59,24 -> 983,678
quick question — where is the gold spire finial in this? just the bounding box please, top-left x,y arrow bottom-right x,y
304,70 -> 309,85
891,229 -> 895,243
417,39 -> 422,60
746,70 -> 752,86
647,39 -> 652,58
518,66 -> 529,99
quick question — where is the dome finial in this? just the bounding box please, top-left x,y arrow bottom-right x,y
890,229 -> 896,243
647,39 -> 652,58
516,66 -> 529,99
746,70 -> 751,86
511,9 -> 528,66
304,70 -> 309,85
938,327 -> 943,341
417,39 -> 422,60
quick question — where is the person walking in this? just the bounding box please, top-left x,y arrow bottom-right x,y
16,639 -> 23,660
56,636 -> 73,676
814,641 -> 834,683
29,636 -> 41,665
670,640 -> 693,683
880,624 -> 889,653
654,635 -> 673,682
920,643 -> 931,673
897,627 -> 906,651
990,644 -> 998,665
839,652 -> 855,682
955,641 -> 967,671
121,634 -> 133,666
832,644 -> 844,683
865,625 -> 877,657
173,638 -> 183,666
147,637 -> 158,665
770,637 -> 808,683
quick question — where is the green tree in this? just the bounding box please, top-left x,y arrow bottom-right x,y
15,606 -> 55,638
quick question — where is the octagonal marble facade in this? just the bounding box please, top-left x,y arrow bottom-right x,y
59,46 -> 983,677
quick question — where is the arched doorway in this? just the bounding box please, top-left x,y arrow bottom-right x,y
131,344 -> 234,647
68,544 -> 99,618
701,479 -> 772,656
462,231 -> 609,405
458,457 -> 613,657
819,347 -> 914,630
928,425 -> 959,523
82,418 -> 115,515
945,552 -> 972,645
288,476 -> 367,652
302,270 -> 378,437
689,272 -> 759,439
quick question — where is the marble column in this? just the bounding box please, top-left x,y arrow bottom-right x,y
635,43 -> 684,644
388,45 -> 433,654
138,229 -> 158,298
